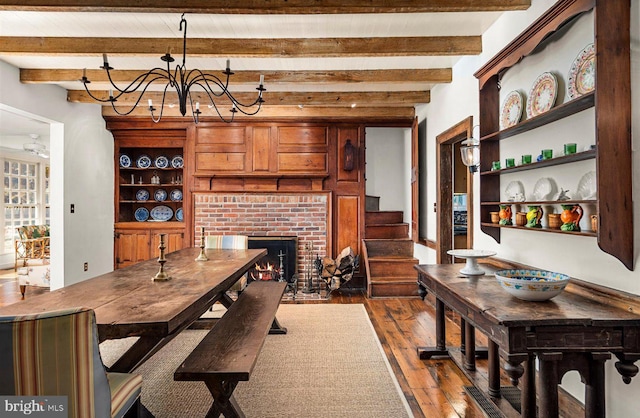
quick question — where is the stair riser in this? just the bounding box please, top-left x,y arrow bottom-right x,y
364,239 -> 413,258
368,261 -> 418,276
365,224 -> 409,239
365,211 -> 404,225
369,282 -> 420,297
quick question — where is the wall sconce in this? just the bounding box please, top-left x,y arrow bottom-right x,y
460,127 -> 480,173
344,139 -> 355,171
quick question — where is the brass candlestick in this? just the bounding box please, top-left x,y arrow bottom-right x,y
195,226 -> 208,261
152,233 -> 172,281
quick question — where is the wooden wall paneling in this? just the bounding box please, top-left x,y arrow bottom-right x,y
277,152 -> 327,173
252,126 -> 271,172
277,126 -> 328,147
336,195 -> 360,257
196,152 -> 246,172
195,125 -> 246,146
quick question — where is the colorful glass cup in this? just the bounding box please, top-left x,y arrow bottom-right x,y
542,149 -> 553,160
564,143 -> 577,155
505,158 -> 515,168
521,154 -> 532,164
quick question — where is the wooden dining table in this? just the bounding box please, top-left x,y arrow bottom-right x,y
0,247 -> 267,373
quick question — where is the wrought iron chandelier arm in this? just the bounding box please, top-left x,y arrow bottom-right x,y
105,67 -> 175,95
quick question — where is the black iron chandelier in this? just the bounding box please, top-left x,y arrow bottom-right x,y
81,13 -> 265,124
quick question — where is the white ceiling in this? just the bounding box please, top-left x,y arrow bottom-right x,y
0,3 -> 531,120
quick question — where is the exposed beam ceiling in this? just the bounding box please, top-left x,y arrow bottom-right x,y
0,1 -> 531,119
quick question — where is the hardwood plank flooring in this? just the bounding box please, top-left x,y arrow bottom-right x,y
0,273 -> 488,417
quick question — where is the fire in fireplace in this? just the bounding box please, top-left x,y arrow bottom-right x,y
247,236 -> 298,284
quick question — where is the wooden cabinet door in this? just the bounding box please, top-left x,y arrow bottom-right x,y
151,231 -> 185,257
115,230 -> 151,269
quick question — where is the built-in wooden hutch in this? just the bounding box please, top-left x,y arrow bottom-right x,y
474,0 -> 633,270
107,117 -> 413,272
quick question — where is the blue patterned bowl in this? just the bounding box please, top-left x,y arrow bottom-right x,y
494,269 -> 570,301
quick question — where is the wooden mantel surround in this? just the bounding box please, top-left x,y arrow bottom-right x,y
106,117 -> 413,266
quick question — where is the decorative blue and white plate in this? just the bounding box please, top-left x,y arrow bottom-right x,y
134,207 -> 149,222
175,207 -> 184,222
136,155 -> 152,168
136,189 -> 150,201
154,189 -> 167,202
150,205 -> 173,222
170,189 -> 182,201
155,155 -> 169,169
120,154 -> 132,168
171,155 -> 184,169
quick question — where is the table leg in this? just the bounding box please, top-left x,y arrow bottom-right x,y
487,340 -> 500,397
585,353 -> 610,418
464,321 -> 476,371
538,352 -> 562,418
418,297 -> 449,359
460,318 -> 466,353
521,354 -> 536,418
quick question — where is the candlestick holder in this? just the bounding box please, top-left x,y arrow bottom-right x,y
195,226 -> 208,261
152,233 -> 172,281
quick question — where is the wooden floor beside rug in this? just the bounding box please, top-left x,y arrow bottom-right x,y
0,273 -> 583,417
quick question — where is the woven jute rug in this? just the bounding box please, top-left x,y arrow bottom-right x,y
100,304 -> 412,418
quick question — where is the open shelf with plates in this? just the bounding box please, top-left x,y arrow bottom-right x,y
473,0 -> 633,270
117,148 -> 184,223
111,127 -> 189,269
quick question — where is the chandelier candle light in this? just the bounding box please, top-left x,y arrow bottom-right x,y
81,13 -> 265,123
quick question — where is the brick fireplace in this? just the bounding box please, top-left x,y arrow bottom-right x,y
194,192 -> 330,289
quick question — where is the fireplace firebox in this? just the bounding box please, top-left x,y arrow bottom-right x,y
247,236 -> 298,284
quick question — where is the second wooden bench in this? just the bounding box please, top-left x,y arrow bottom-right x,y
174,280 -> 287,418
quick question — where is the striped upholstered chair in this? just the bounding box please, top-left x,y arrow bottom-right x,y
206,235 -> 249,292
0,307 -> 142,418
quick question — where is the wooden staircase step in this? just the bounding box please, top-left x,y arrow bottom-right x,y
365,223 -> 409,239
363,238 -> 413,258
367,258 -> 418,276
369,275 -> 418,283
365,211 -> 404,225
369,281 -> 420,298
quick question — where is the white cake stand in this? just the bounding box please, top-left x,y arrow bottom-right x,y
447,249 -> 497,276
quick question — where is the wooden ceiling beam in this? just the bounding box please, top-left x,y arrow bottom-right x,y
22,68 -> 451,84
100,105 -> 416,122
0,1 -> 531,14
67,90 -> 430,106
1,36 -> 481,57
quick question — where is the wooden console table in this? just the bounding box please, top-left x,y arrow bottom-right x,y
415,264 -> 640,418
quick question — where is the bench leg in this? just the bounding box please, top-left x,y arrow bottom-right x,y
204,379 -> 244,418
269,316 -> 287,334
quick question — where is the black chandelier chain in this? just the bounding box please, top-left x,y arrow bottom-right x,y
80,13 -> 265,123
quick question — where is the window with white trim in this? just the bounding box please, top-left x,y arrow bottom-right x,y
2,158 -> 50,254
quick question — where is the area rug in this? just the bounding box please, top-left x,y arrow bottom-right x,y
100,304 -> 412,418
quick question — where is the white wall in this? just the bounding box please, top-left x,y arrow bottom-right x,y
365,127 -> 411,225
0,59 -> 115,287
414,0 -> 640,414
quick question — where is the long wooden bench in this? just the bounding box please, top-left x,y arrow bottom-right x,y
174,280 -> 287,418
